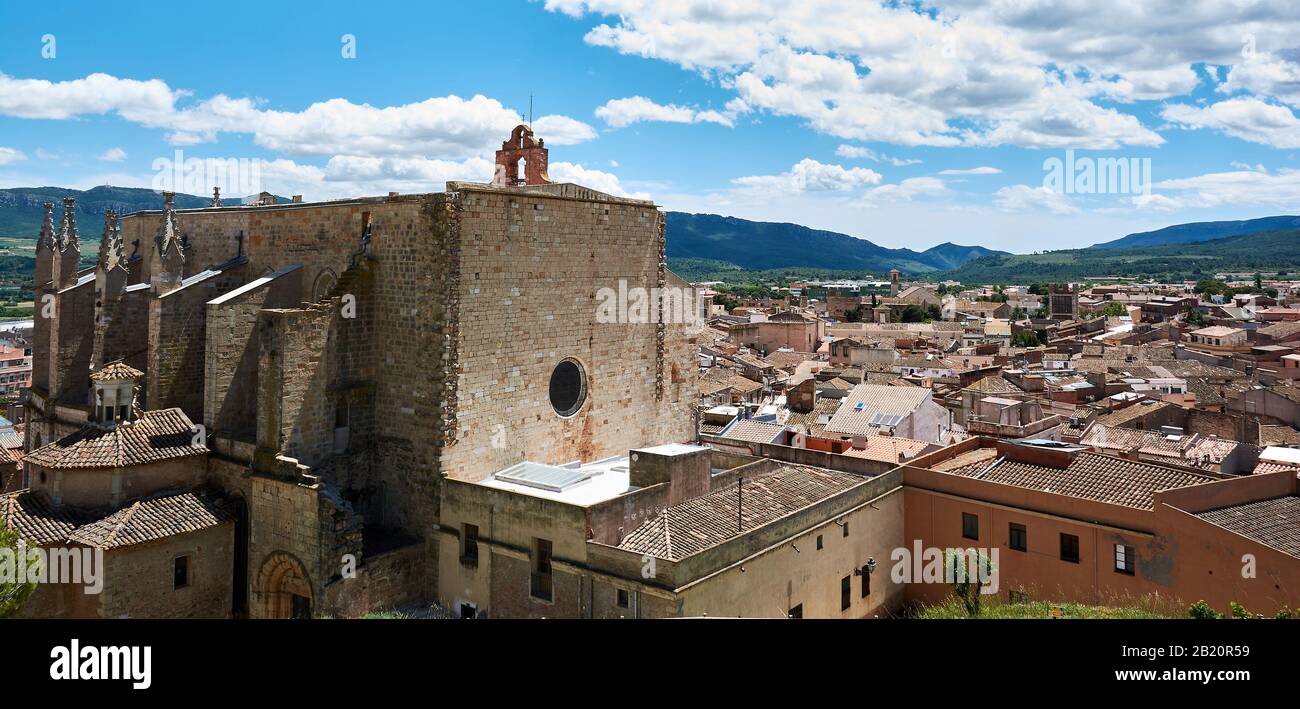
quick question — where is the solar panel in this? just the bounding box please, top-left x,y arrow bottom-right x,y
870,412 -> 904,427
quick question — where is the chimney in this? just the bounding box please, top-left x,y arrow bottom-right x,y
629,444 -> 711,505
292,195 -> 303,203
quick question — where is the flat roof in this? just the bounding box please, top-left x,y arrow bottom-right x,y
634,443 -> 709,457
477,455 -> 636,506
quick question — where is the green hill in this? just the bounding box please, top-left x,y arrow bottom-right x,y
0,186 -> 276,238
1093,215 -> 1300,250
942,228 -> 1300,283
665,212 -> 1005,274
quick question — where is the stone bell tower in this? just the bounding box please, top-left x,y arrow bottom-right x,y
492,124 -> 550,187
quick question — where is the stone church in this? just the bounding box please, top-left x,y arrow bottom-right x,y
8,125 -> 698,617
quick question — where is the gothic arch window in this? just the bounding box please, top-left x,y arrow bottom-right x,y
312,268 -> 338,302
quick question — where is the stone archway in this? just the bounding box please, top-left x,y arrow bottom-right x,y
253,551 -> 314,619
312,268 -> 338,302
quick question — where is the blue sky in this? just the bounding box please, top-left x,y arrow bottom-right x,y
2,0 -> 1300,253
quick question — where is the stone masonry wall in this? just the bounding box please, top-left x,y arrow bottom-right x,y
147,265 -> 248,423
438,184 -> 697,483
204,266 -> 302,436
48,279 -> 95,404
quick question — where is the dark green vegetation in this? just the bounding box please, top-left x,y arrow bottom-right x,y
665,212 -> 1004,274
940,228 -> 1300,284
0,185 -> 260,238
1093,214 -> 1300,250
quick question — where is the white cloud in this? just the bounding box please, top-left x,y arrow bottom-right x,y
0,72 -> 597,159
992,184 -> 1079,215
1162,97 -> 1300,149
835,144 -> 921,166
546,1 -> 1199,149
862,177 -> 948,204
0,147 -> 26,166
97,147 -> 127,162
595,96 -> 735,128
938,166 -> 1002,175
1153,166 -> 1300,209
733,158 -> 882,194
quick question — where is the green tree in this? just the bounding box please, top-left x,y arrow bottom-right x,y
1011,330 -> 1042,348
1,521 -> 36,618
945,548 -> 997,617
1100,301 -> 1127,317
1187,600 -> 1223,619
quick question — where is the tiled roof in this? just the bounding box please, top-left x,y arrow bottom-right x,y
964,375 -> 1023,395
1259,425 -> 1300,447
720,419 -> 786,443
24,408 -> 208,470
825,384 -> 931,436
89,361 -> 144,381
936,449 -> 1211,509
1195,496 -> 1300,559
1252,462 -> 1300,475
0,491 -> 84,544
1259,321 -> 1300,339
1095,400 -> 1168,427
617,465 -> 864,561
841,435 -> 931,464
67,491 -> 233,550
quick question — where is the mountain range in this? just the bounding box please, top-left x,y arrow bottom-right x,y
0,186 -> 272,237
1092,214 -> 1300,250
665,212 -> 1004,274
2,186 -> 1297,285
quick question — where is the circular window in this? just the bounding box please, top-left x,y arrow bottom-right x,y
549,359 -> 587,417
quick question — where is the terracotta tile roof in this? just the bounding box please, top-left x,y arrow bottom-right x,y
89,361 -> 144,381
937,449 -> 1211,509
1259,321 -> 1300,339
24,408 -> 208,470
825,384 -> 931,436
0,491 -> 84,545
721,419 -> 786,443
67,491 -> 234,550
1259,425 -> 1300,447
964,375 -> 1023,395
1095,400 -> 1169,428
841,435 -> 931,464
1194,496 -> 1300,559
617,465 -> 864,561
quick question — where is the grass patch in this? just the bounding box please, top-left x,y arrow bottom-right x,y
914,594 -> 1176,619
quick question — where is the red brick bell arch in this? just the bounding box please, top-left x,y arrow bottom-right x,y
253,551 -> 315,619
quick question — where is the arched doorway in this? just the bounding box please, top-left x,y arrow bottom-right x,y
254,552 -> 314,619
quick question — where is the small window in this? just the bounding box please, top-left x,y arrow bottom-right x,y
788,604 -> 803,619
1009,523 -> 1027,552
840,575 -> 851,611
530,538 -> 553,601
173,555 -> 190,590
1115,544 -> 1135,575
616,588 -> 629,608
816,534 -> 824,550
842,522 -> 849,538
461,523 -> 479,564
861,569 -> 870,598
962,512 -> 979,541
1060,533 -> 1080,564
